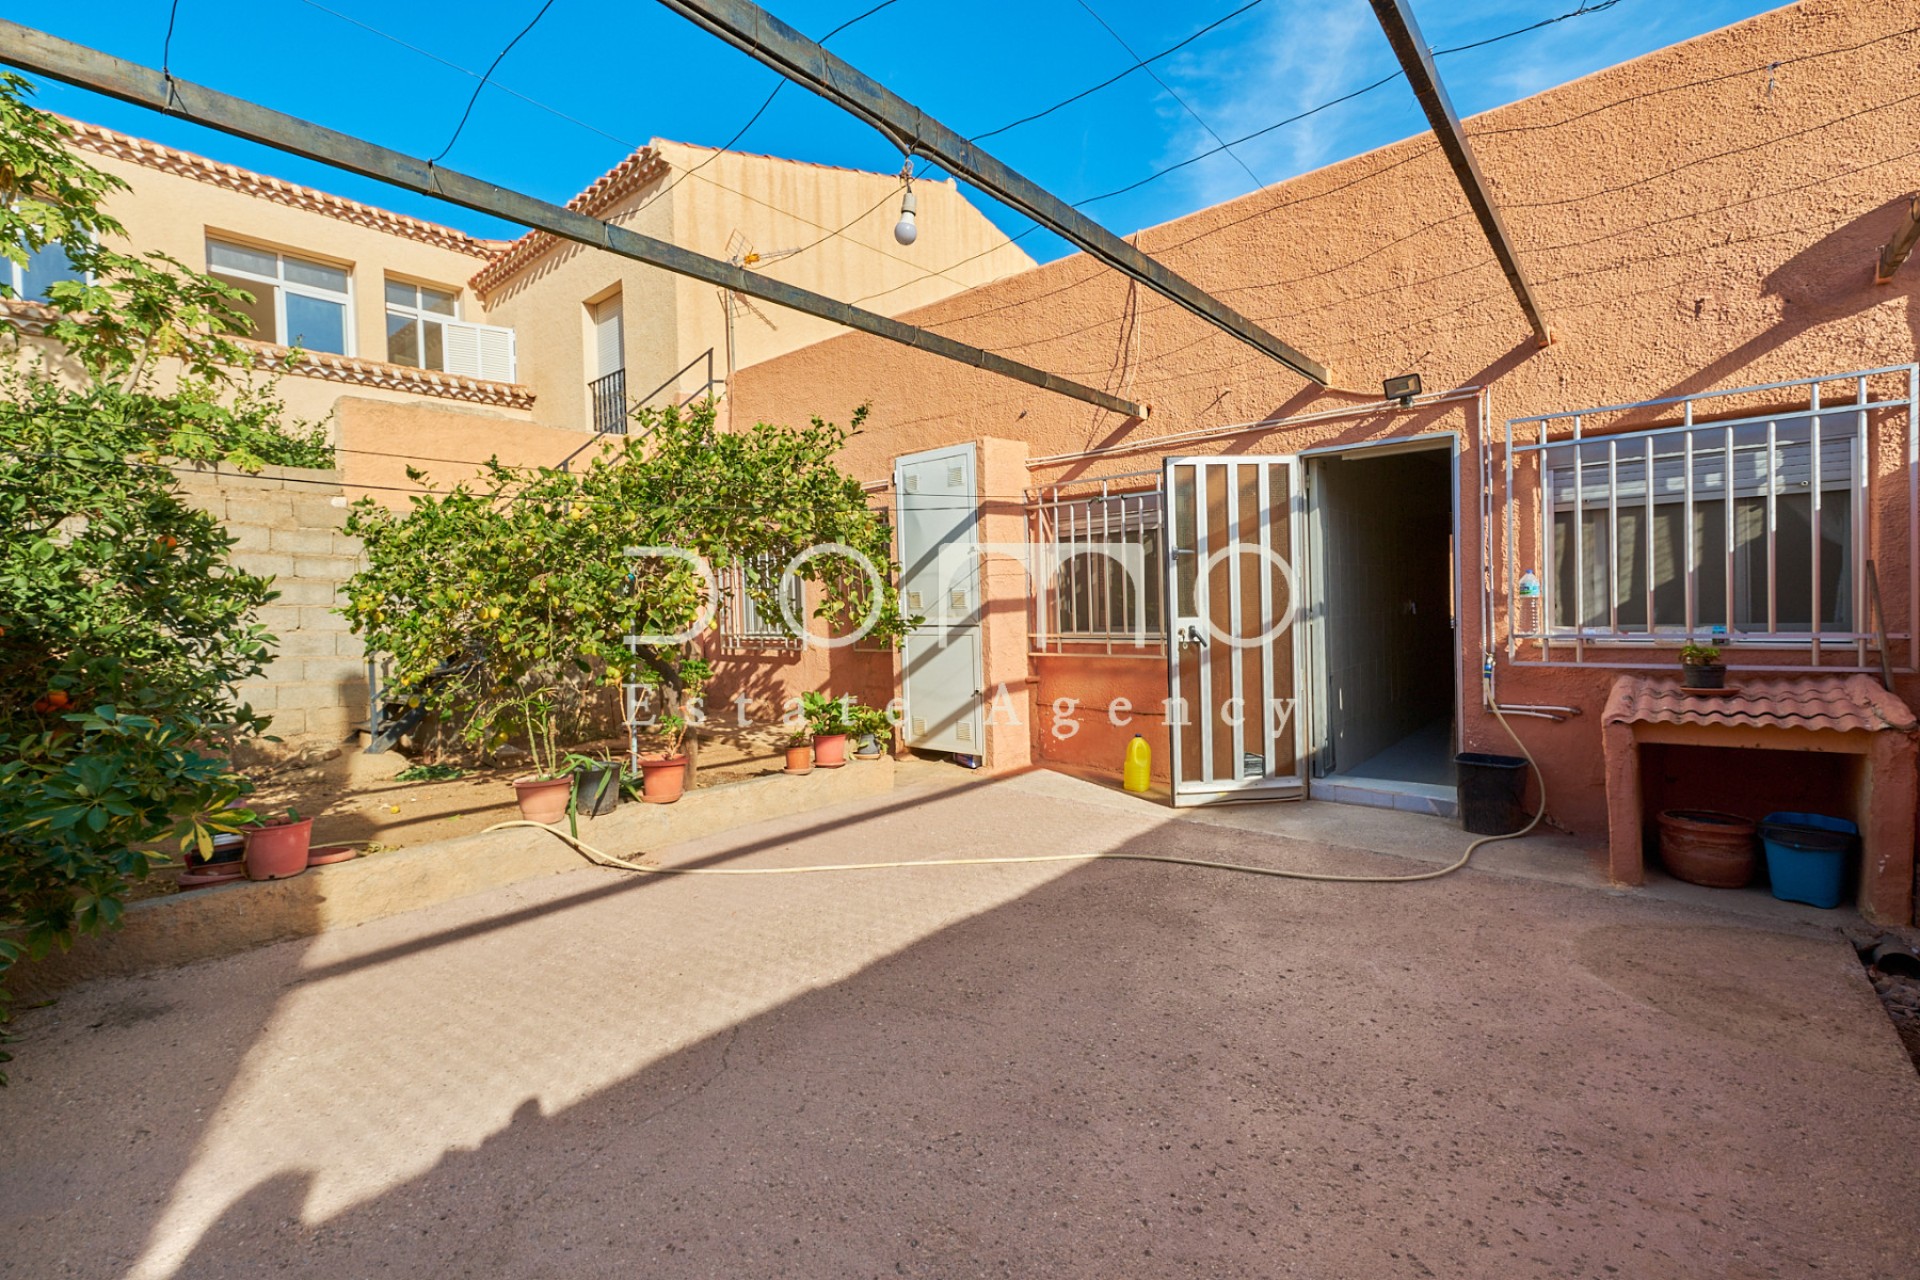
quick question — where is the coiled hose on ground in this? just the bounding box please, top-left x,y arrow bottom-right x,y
484,673 -> 1545,886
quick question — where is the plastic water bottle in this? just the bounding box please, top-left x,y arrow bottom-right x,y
1123,733 -> 1152,793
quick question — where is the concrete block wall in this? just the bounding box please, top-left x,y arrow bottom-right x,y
174,462 -> 367,748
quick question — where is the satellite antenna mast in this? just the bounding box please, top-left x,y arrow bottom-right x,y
720,229 -> 805,384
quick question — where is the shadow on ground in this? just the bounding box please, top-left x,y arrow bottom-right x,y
4,773 -> 1917,1279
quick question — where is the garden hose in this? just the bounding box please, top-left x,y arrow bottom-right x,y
482,675 -> 1546,886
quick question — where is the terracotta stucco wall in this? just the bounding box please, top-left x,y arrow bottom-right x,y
726,0 -> 1920,834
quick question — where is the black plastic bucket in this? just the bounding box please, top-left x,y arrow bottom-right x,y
574,762 -> 621,818
1456,752 -> 1529,836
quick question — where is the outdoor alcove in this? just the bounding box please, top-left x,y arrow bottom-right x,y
1638,742 -> 1859,898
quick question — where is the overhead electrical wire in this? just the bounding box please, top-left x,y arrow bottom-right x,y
854,0 -> 1627,313
429,0 -> 558,165
1071,0 -> 1263,191
623,0 -> 905,220
1071,0 -> 1624,208
969,0 -> 1270,143
774,0 -> 1276,280
293,0 -> 977,287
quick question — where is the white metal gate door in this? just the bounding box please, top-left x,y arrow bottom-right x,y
895,444 -> 985,756
1164,456 -> 1306,806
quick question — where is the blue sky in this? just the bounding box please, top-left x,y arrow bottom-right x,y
8,0 -> 1786,262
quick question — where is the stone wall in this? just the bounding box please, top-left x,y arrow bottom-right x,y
174,462 -> 366,753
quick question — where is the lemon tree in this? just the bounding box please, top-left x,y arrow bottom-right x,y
343,399 -> 909,775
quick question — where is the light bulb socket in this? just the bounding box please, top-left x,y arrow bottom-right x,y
894,191 -> 919,246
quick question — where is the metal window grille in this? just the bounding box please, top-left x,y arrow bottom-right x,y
1504,364 -> 1918,672
1027,472 -> 1166,656
715,555 -> 805,649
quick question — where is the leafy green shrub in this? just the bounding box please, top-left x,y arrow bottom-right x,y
0,73 -> 313,1077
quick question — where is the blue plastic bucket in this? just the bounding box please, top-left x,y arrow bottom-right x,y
1758,812 -> 1858,909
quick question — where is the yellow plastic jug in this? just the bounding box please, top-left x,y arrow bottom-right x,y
1122,733 -> 1151,793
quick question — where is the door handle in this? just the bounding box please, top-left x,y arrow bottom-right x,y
1178,622 -> 1208,647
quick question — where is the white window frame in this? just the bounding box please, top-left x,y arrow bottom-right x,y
206,237 -> 355,356
4,237 -> 88,302
1504,364 -> 1920,673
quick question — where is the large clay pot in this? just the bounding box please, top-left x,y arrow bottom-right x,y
812,732 -> 849,769
784,743 -> 814,775
245,818 -> 312,881
639,754 -> 688,805
513,775 -> 573,824
1657,809 -> 1756,888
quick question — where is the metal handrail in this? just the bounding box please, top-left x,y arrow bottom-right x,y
635,348 -> 723,408
559,349 -> 727,472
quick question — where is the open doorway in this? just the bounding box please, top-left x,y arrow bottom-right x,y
1307,441 -> 1457,809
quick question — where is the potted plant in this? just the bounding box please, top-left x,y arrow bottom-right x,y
245,809 -> 312,881
638,712 -> 690,804
783,723 -> 814,775
568,750 -> 622,818
1679,641 -> 1726,690
483,686 -> 573,824
850,703 -> 892,760
803,691 -> 855,769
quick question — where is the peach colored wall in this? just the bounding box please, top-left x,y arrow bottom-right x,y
81,144 -> 499,362
657,142 -> 1035,399
75,140 -> 519,432
471,177 -> 680,434
333,397 -> 610,507
727,0 -> 1920,837
475,142 -> 1033,425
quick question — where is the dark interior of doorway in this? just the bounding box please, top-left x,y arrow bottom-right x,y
1314,447 -> 1456,789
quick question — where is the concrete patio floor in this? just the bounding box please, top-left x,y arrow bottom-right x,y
3,768 -> 1916,1279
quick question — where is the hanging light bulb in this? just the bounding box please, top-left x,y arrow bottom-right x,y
894,188 -> 918,246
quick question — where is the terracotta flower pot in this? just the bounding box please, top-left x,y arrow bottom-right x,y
245,818 -> 312,881
306,844 -> 357,867
812,732 -> 849,769
639,754 -> 688,804
513,775 -> 573,824
1657,809 -> 1757,888
784,744 -> 814,775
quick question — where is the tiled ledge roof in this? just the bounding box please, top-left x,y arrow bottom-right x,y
2,300 -> 535,410
61,117 -> 503,259
469,145 -> 670,296
235,340 -> 537,410
1604,674 -> 1918,734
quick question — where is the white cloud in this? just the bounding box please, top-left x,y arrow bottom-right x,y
1152,0 -> 1385,210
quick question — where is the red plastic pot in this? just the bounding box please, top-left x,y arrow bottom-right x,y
639,754 -> 688,804
245,818 -> 312,881
812,732 -> 849,769
784,744 -> 814,775
513,775 -> 573,824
